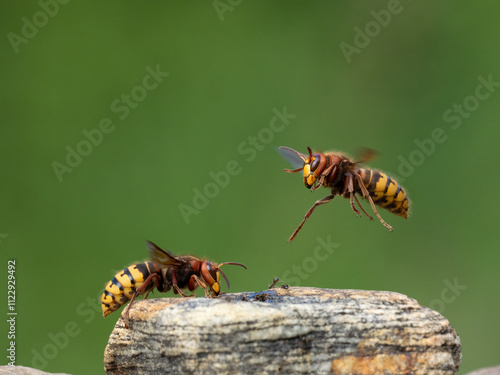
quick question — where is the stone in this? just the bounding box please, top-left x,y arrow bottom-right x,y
104,287 -> 461,374
0,366 -> 70,375
465,366 -> 500,375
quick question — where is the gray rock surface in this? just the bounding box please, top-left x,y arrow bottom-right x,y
465,366 -> 500,375
0,366 -> 70,375
104,287 -> 462,375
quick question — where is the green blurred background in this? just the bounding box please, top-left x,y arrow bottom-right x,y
1,1 -> 499,374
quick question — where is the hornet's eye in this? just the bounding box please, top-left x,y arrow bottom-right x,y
310,157 -> 319,172
206,262 -> 218,280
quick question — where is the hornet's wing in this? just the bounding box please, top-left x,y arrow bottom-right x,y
146,241 -> 189,268
277,146 -> 307,169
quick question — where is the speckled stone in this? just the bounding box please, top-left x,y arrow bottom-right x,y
104,287 -> 461,375
0,366 -> 70,375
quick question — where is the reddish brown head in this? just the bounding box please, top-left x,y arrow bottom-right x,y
200,261 -> 247,296
302,147 -> 328,189
278,146 -> 329,189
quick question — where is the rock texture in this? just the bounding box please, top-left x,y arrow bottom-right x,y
104,287 -> 461,375
465,366 -> 500,375
0,366 -> 70,375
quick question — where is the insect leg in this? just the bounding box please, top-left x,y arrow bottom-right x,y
269,277 -> 280,289
144,273 -> 163,299
191,275 -> 211,297
312,164 -> 337,191
171,271 -> 192,297
354,194 -> 373,220
345,174 -> 361,216
289,194 -> 335,241
123,273 -> 159,329
284,167 -> 303,173
355,174 -> 393,231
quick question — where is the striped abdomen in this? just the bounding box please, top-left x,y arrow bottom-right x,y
358,169 -> 409,218
101,261 -> 158,318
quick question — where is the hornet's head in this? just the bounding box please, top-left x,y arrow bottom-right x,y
200,261 -> 247,296
302,147 -> 326,189
278,146 -> 327,189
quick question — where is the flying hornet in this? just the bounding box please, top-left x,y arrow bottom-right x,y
278,146 -> 410,241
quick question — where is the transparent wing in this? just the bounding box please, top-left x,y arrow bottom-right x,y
276,146 -> 306,169
355,147 -> 378,164
146,241 -> 188,268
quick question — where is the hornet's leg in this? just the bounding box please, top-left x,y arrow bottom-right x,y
354,195 -> 373,220
191,274 -> 211,297
345,174 -> 360,216
289,194 -> 335,242
123,273 -> 159,329
171,271 -> 191,297
312,165 -> 337,191
346,174 -> 373,220
356,174 -> 393,231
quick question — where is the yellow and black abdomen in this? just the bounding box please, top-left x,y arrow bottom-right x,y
359,168 -> 409,219
101,261 -> 157,318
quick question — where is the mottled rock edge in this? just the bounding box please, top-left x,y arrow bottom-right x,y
104,287 -> 461,375
0,366 -> 70,375
465,365 -> 500,375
